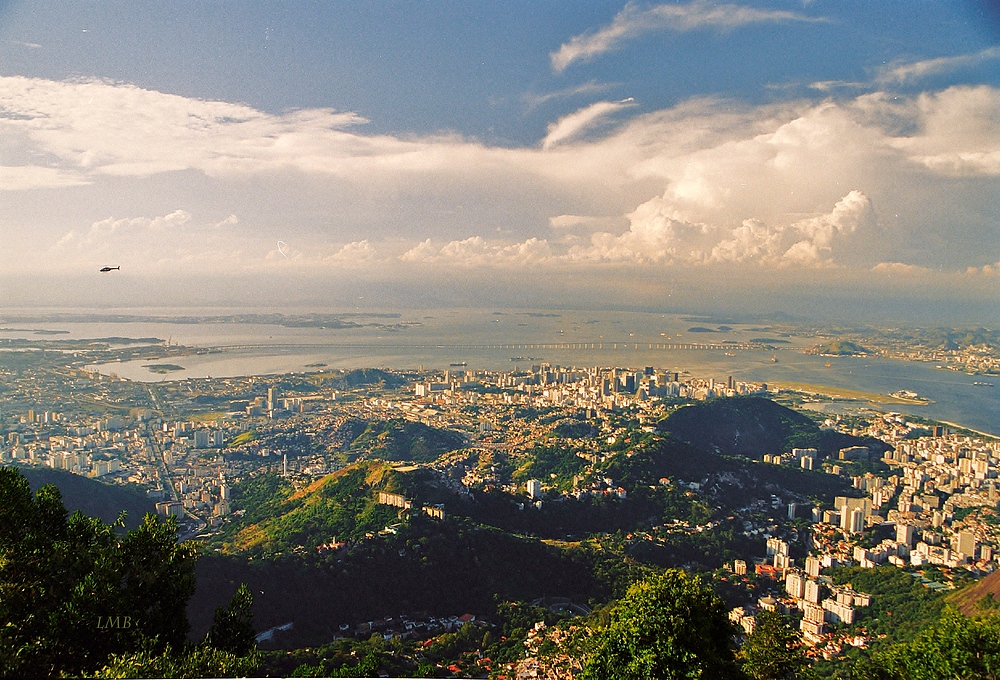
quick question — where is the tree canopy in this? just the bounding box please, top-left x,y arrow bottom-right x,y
856,607 -> 1000,680
0,466 -> 257,678
738,610 -> 806,680
0,467 -> 198,676
581,569 -> 744,680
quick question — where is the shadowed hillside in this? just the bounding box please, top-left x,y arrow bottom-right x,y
658,396 -> 889,459
190,515 -> 636,649
17,466 -> 157,530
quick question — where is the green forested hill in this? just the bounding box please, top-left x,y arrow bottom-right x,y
810,339 -> 871,355
349,418 -> 466,462
658,396 -> 888,459
314,368 -> 409,390
599,435 -> 855,505
221,462 -> 472,553
17,466 -> 157,529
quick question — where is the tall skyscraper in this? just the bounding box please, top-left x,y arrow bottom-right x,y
849,508 -> 865,534
957,531 -> 977,559
896,523 -> 916,547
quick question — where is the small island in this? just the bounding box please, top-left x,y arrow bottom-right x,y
807,339 -> 871,356
142,363 -> 185,374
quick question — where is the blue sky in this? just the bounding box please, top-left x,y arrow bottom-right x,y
1,1 -> 999,318
5,1 -> 999,142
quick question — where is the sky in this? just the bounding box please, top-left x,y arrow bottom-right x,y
1,0 -> 999,320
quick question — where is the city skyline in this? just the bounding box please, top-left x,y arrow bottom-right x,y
0,1 -> 999,320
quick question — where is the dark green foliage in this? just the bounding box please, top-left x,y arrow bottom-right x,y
206,583 -> 256,656
738,610 -> 806,680
19,465 -> 157,530
0,466 -> 198,677
512,441 -> 589,485
855,608 -> 1000,680
658,397 -> 888,459
291,649 -> 381,677
189,515 -> 629,649
827,566 -> 945,642
552,419 -> 598,438
94,641 -> 260,678
581,569 -> 744,680
421,622 -> 492,667
350,418 -> 465,461
600,435 -> 854,509
316,368 -> 407,390
514,405 -> 559,422
626,519 -> 758,571
228,471 -> 297,525
464,482 -> 706,540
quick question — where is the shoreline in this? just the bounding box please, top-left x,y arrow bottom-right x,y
774,381 -> 998,439
771,381 -> 919,405
935,420 -> 1000,441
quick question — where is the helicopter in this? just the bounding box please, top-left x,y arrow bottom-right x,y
99,266 -> 120,272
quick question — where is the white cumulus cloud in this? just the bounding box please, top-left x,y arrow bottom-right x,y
3,76 -> 1000,286
873,262 -> 931,275
400,236 -> 553,267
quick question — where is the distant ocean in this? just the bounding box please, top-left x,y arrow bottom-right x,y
3,307 -> 996,436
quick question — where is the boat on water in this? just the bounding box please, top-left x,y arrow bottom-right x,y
824,361 -> 832,368
973,381 -> 994,387
770,355 -> 778,363
725,351 -> 736,357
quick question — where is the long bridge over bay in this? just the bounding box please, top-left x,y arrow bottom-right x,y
208,341 -> 762,352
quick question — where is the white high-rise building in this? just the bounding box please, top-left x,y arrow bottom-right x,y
526,479 -> 542,499
766,537 -> 789,556
896,523 -> 916,547
957,531 -> 977,559
785,572 -> 805,599
849,508 -> 865,534
804,579 -> 822,604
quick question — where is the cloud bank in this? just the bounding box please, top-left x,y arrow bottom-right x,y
0,75 -> 997,309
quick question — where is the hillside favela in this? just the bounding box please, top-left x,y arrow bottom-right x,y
3,2 -> 1000,680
